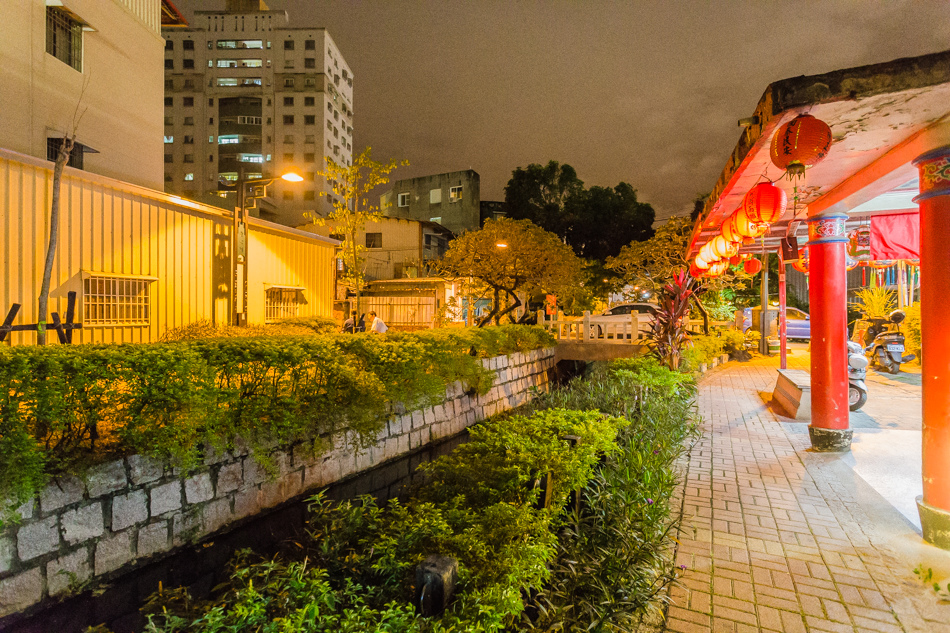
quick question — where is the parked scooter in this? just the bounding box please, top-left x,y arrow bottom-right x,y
863,309 -> 916,374
847,340 -> 868,411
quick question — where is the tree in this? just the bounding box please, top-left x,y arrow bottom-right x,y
607,216 -> 750,334
313,148 -> 407,311
503,161 -> 584,239
504,162 -> 654,261
438,218 -> 585,327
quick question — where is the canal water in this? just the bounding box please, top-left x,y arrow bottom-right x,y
2,433 -> 469,633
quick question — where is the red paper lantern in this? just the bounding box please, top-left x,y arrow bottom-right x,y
721,214 -> 742,243
731,209 -> 769,240
689,263 -> 703,277
694,254 -> 710,270
741,182 -> 787,224
729,255 -> 741,266
743,258 -> 762,275
705,260 -> 728,277
711,235 -> 739,259
792,246 -> 809,274
770,114 -> 832,177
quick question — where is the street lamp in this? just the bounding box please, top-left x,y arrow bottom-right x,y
221,166 -> 303,325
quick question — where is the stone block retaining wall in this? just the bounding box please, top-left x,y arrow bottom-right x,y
0,348 -> 555,617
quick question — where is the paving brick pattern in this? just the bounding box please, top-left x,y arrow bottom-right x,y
666,357 -> 950,633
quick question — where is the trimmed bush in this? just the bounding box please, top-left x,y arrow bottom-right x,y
0,326 -> 554,519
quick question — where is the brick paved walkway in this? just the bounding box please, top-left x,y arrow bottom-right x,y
666,356 -> 950,633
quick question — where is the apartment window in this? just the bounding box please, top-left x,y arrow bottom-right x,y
304,115 -> 315,125
305,39 -> 315,50
283,134 -> 295,144
304,191 -> 315,200
397,193 -> 410,207
284,40 -> 294,50
47,7 -> 83,71
304,152 -> 315,162
183,135 -> 194,144
365,233 -> 383,249
184,79 -> 195,89
305,58 -> 315,69
183,117 -> 194,126
219,135 -> 239,144
209,98 -> 214,106
450,186 -> 463,202
236,115 -> 262,125
430,189 -> 442,204
83,276 -> 152,326
283,152 -> 294,162
183,40 -> 194,50
217,78 -> 238,86
209,154 -> 214,162
283,191 -> 294,200
164,97 -> 173,107
165,59 -> 174,69
182,59 -> 195,69
164,173 -> 172,182
304,135 -> 315,144
265,287 -> 304,323
184,172 -> 194,181
304,96 -> 315,106
164,79 -> 174,89
164,135 -> 174,143
304,78 -> 316,87
284,78 -> 295,88
217,39 -> 263,49
165,39 -> 173,50
164,116 -> 173,126
283,115 -> 294,125
183,154 -> 194,163
327,103 -> 332,112
306,171 -> 315,181
47,138 -> 84,169
164,154 -> 173,163
283,96 -> 294,106
284,59 -> 294,69
183,97 -> 194,107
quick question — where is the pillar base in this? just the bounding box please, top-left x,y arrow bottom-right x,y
917,496 -> 950,550
808,426 -> 852,452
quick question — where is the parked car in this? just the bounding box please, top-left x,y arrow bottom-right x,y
742,307 -> 811,339
591,302 -> 658,339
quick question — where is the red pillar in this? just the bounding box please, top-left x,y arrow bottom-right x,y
806,213 -> 851,451
914,146 -> 950,550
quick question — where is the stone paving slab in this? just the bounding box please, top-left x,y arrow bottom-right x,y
664,355 -> 950,633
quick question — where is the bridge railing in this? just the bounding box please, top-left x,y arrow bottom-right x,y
538,311 -> 650,344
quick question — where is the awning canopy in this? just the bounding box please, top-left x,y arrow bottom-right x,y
688,49 -> 950,259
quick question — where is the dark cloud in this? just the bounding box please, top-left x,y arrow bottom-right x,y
174,1 -> 950,219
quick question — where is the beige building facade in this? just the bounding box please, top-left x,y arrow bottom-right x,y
162,1 -> 353,227
0,0 -> 165,190
0,149 -> 337,345
305,216 -> 453,282
380,170 -> 481,236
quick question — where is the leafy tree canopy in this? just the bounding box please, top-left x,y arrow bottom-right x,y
439,217 -> 585,326
503,161 -> 654,261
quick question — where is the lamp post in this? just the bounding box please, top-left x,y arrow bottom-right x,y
223,166 -> 303,325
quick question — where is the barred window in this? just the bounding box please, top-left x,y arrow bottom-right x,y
46,7 -> 83,71
83,276 -> 153,326
265,287 -> 305,323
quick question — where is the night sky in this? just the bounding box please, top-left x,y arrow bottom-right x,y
173,1 -> 950,220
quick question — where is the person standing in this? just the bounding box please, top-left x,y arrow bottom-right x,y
368,310 -> 388,334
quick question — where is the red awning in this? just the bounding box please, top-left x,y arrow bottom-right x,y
870,212 -> 919,260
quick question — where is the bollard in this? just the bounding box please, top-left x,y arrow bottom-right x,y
415,555 -> 458,617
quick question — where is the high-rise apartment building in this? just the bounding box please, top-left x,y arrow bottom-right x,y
162,0 -> 353,226
0,0 -> 171,189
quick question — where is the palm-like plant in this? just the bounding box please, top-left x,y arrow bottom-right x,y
649,271 -> 694,370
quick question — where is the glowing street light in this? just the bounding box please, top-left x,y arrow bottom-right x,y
281,171 -> 304,182
495,241 -> 508,249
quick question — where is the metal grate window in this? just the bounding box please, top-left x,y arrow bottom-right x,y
83,276 -> 152,326
46,7 -> 83,71
265,288 -> 304,323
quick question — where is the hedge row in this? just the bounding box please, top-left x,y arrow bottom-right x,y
0,325 -> 554,517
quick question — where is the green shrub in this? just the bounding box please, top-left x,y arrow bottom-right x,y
0,326 -> 552,518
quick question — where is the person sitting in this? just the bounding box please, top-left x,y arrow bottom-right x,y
368,310 -> 388,334
342,310 -> 358,333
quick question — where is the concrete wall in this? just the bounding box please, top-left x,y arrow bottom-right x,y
0,149 -> 337,344
0,0 -> 164,190
0,348 -> 556,618
381,170 -> 481,236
